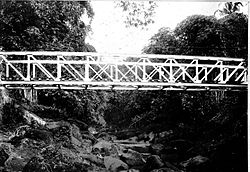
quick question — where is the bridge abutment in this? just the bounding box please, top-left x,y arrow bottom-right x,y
24,89 -> 37,103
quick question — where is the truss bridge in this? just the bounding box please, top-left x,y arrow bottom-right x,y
0,51 -> 247,91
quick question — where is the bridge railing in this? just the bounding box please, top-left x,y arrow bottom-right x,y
0,51 -> 247,90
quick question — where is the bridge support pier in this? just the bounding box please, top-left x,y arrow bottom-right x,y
24,89 -> 37,103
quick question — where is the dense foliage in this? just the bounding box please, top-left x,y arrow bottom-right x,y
0,2 -> 247,171
143,13 -> 247,61
104,12 -> 247,172
115,1 -> 157,29
0,0 -> 95,52
0,0 -> 104,126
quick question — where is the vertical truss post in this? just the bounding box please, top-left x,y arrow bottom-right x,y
115,64 -> 119,82
142,58 -> 147,82
159,66 -> 162,80
218,60 -> 224,83
182,65 -> 185,81
32,64 -> 36,79
195,59 -> 199,83
169,59 -> 174,83
26,55 -> 31,81
204,67 -> 208,81
110,65 -> 113,80
135,64 -> 138,81
85,56 -> 90,81
6,64 -> 9,78
225,67 -> 229,82
243,70 -> 247,83
56,56 -> 62,81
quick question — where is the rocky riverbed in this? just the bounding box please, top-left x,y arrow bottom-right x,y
0,119 -> 211,172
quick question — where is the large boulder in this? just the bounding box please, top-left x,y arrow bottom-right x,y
23,156 -> 88,172
93,140 -> 119,157
143,155 -> 164,172
4,138 -> 44,172
150,144 -> 165,155
104,156 -> 129,172
22,156 -> 49,172
120,149 -> 145,167
8,125 -> 53,146
23,145 -> 89,172
49,122 -> 91,151
180,155 -> 210,172
5,156 -> 26,172
15,138 -> 44,162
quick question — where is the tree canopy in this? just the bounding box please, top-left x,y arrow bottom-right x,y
214,2 -> 243,17
143,13 -> 248,61
115,1 -> 157,29
0,0 -> 95,52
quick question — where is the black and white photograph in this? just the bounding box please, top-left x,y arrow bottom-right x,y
0,1 -> 248,171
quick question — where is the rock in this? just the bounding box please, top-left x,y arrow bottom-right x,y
22,156 -> 48,172
88,127 -> 98,135
150,144 -> 165,155
150,168 -> 178,172
5,156 -> 26,172
15,138 -> 44,162
23,156 -> 88,172
160,140 -> 193,163
180,155 -> 209,172
120,149 -> 145,167
138,132 -> 155,143
159,146 -> 179,163
93,140 -> 112,150
82,133 -> 98,143
71,124 -> 83,142
128,136 -> 138,142
23,110 -> 46,126
120,169 -> 140,172
38,145 -> 90,171
143,155 -> 164,172
79,139 -> 92,154
164,161 -> 181,172
0,148 -> 8,167
67,118 -> 88,130
104,156 -> 129,172
168,139 -> 193,155
70,124 -> 85,149
158,130 -> 173,138
93,140 -> 119,157
96,132 -> 116,141
116,142 -> 150,153
8,125 -> 31,146
24,128 -> 53,144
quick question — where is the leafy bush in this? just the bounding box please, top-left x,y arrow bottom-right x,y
38,90 -> 108,126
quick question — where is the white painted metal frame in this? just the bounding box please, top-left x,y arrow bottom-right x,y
0,51 -> 247,90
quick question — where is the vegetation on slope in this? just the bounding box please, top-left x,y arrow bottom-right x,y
0,1 -> 247,172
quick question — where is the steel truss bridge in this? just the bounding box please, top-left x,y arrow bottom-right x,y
0,52 -> 247,91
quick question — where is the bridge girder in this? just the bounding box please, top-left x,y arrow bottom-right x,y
0,52 -> 247,91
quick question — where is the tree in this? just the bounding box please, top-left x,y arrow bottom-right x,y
143,13 -> 247,60
143,15 -> 223,56
218,13 -> 248,60
214,2 -> 243,18
0,1 -> 108,126
115,1 -> 157,29
0,0 -> 95,51
143,27 -> 179,55
174,15 -> 224,57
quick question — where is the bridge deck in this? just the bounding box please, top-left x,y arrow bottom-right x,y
0,52 -> 247,91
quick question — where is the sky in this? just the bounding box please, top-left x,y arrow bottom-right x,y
84,1 -> 247,54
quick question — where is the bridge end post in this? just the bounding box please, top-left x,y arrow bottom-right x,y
24,88 -> 37,103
